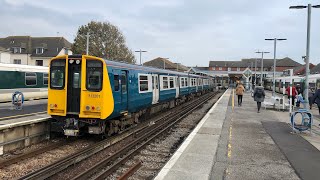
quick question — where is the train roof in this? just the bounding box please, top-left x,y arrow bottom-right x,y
104,59 -> 210,78
0,63 -> 48,73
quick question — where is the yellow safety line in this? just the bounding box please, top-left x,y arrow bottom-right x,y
232,89 -> 235,111
227,124 -> 233,158
0,111 -> 47,121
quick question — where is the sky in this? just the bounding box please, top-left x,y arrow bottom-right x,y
0,0 -> 320,67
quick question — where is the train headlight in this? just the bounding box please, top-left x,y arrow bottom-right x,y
76,60 -> 80,64
50,104 -> 54,108
86,105 -> 90,111
69,60 -> 74,64
96,106 -> 101,111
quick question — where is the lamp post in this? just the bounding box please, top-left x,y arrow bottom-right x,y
134,49 -> 147,65
254,58 -> 257,87
255,51 -> 270,85
290,4 -> 320,109
162,58 -> 170,69
265,38 -> 287,96
86,32 -> 90,55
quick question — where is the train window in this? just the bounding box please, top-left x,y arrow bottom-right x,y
139,75 -> 149,92
114,75 -> 119,91
169,77 -> 174,88
121,74 -> 127,93
25,72 -> 37,86
43,73 -> 48,85
73,72 -> 81,88
50,59 -> 65,89
180,78 -> 185,87
86,61 -> 103,91
163,77 -> 168,89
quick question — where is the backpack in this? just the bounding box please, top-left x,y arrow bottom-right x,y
256,88 -> 263,98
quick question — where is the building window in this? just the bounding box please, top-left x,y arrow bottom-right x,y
12,47 -> 21,53
25,72 -> 37,86
36,47 -> 44,54
212,67 -> 215,70
36,60 -> 43,66
139,75 -> 149,92
13,59 -> 21,64
219,67 -> 222,70
228,67 -> 231,71
237,67 -> 240,71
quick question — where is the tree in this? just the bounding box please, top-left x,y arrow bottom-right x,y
72,21 -> 136,64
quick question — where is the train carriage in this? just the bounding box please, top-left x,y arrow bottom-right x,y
48,55 -> 214,136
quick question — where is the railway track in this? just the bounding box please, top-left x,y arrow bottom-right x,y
0,138 -> 71,168
19,91 -> 221,180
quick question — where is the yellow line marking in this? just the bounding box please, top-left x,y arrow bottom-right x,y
0,111 -> 47,121
232,89 -> 235,111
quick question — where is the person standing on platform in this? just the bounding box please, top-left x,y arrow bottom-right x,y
253,83 -> 265,113
286,85 -> 298,107
312,87 -> 320,114
308,88 -> 314,110
236,83 -> 245,106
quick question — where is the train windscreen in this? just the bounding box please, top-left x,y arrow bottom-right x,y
50,59 -> 66,89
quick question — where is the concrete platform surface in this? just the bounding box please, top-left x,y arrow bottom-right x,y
155,88 -> 320,180
155,90 -> 231,180
0,99 -> 47,120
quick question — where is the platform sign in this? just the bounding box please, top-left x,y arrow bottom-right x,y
242,68 -> 252,78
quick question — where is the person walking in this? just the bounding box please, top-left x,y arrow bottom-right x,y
253,83 -> 265,113
286,85 -> 298,107
312,88 -> 320,115
308,88 -> 314,110
236,83 -> 245,106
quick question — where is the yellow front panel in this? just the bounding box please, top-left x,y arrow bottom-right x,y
79,56 -> 114,119
47,55 -> 68,116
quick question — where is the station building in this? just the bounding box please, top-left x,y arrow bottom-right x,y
190,57 -> 302,87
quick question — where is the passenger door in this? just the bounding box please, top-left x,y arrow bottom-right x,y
67,60 -> 81,113
152,74 -> 159,104
120,70 -> 128,112
175,76 -> 179,98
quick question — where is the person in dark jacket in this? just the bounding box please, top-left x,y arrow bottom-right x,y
253,83 -> 266,113
312,88 -> 320,114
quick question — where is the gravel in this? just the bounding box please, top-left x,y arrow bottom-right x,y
0,139 -> 94,179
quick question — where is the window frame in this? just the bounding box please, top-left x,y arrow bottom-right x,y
138,74 -> 150,93
50,59 -> 66,90
86,60 -> 103,92
36,47 -> 44,54
25,72 -> 37,86
13,59 -> 21,64
43,73 -> 48,85
36,60 -> 43,66
114,74 -> 120,92
13,47 -> 21,54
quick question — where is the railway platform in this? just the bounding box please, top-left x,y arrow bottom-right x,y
155,89 -> 320,180
0,88 -> 48,103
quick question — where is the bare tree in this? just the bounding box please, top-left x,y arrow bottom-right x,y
72,21 -> 135,64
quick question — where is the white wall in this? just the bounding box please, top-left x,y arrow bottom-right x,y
0,52 -> 11,63
10,54 -> 30,65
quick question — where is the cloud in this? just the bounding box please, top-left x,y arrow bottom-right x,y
0,0 -> 319,66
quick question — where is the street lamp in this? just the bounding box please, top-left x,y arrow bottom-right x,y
134,49 -> 147,65
255,51 -> 270,85
290,4 -> 320,109
265,38 -> 287,96
163,58 -> 170,69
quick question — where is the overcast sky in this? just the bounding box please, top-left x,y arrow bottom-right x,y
1,0 -> 320,67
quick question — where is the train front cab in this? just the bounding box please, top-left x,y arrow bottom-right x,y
48,55 -> 114,136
